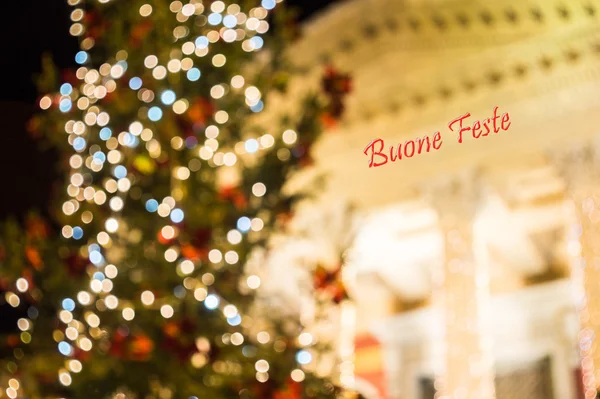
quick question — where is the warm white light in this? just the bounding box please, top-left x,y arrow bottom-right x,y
105,218 -> 119,233
105,264 -> 118,279
257,331 -> 270,344
252,183 -> 266,197
291,369 -> 305,382
247,275 -> 261,289
161,305 -> 174,318
141,290 -> 155,306
227,230 -> 242,244
180,260 -> 195,275
255,359 -> 269,373
223,304 -> 237,318
298,332 -> 313,346
122,307 -> 135,321
16,278 -> 29,293
208,249 -> 222,263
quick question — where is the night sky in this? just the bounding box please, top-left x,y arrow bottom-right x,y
0,0 -> 338,222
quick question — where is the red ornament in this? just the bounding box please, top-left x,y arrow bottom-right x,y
313,264 -> 335,290
61,69 -> 79,86
322,65 -> 352,95
84,11 -> 108,41
26,116 -> 42,139
313,264 -> 349,303
187,98 -> 215,125
277,208 -> 295,227
274,379 -> 302,399
108,329 -> 127,359
109,329 -> 154,361
73,347 -> 92,362
25,215 -> 49,241
320,113 -> 339,130
179,227 -> 212,261
129,334 -> 154,361
25,246 -> 43,271
330,280 -> 349,304
181,244 -> 205,261
161,319 -> 198,361
219,186 -> 248,210
6,335 -> 20,348
129,20 -> 154,48
321,65 -> 352,128
65,253 -> 88,278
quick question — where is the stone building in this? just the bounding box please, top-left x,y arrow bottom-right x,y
279,0 -> 600,398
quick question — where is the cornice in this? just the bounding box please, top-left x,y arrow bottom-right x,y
284,0 -> 600,130
294,0 -> 600,64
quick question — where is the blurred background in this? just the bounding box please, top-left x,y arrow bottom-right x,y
0,0 -> 333,221
3,0 -> 600,398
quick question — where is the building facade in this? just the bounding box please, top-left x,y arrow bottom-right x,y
281,0 -> 600,398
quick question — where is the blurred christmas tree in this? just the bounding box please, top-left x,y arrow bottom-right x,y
0,0 -> 357,398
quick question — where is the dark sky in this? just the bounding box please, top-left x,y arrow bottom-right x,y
0,0 -> 337,222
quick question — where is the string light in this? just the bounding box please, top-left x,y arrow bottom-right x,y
5,0 -> 355,395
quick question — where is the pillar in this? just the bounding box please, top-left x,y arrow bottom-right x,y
553,142 -> 600,399
425,170 -> 496,399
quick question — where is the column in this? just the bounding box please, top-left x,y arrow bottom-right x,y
424,170 -> 496,399
552,142 -> 600,399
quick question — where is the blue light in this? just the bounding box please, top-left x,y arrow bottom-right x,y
88,243 -> 100,252
161,90 -> 176,105
89,250 -> 103,266
123,133 -> 139,147
93,272 -> 105,281
195,36 -> 209,49
129,77 -> 142,90
223,15 -> 237,28
174,285 -> 186,299
99,127 -> 112,140
117,60 -> 128,72
205,294 -> 219,310
123,132 -> 133,147
75,51 -> 88,64
245,139 -> 259,153
187,68 -> 201,81
113,165 -> 127,179
72,226 -> 83,240
170,208 -> 184,223
227,314 -> 242,326
237,217 -> 251,232
59,99 -> 72,113
60,83 -> 73,96
208,13 -> 222,25
242,345 -> 257,357
250,36 -> 264,49
58,341 -> 73,356
73,137 -> 86,151
27,307 -> 39,319
296,350 -> 312,365
148,106 -> 163,122
62,298 -> 75,311
261,0 -> 276,10
145,199 -> 159,212
250,101 -> 264,113
93,151 -> 106,163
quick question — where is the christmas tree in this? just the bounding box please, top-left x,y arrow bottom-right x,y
0,0 -> 356,397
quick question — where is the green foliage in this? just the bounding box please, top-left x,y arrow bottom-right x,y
1,1 -> 359,398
